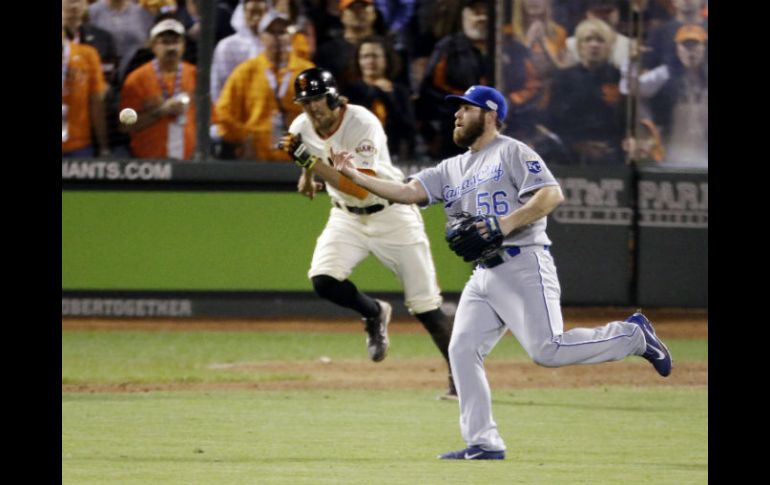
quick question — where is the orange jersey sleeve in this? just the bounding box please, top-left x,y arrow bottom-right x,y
62,43 -> 106,152
337,169 -> 376,200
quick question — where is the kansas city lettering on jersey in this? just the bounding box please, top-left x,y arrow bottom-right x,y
442,162 -> 505,203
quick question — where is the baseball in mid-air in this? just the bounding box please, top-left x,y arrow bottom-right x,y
119,108 -> 138,125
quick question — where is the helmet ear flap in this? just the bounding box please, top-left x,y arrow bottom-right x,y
326,91 -> 340,110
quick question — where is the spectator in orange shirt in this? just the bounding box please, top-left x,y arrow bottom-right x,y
120,18 -> 197,160
62,25 -> 110,158
215,9 -> 315,161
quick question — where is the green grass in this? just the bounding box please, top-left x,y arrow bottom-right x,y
62,329 -> 708,484
62,330 -> 707,385
62,388 -> 707,485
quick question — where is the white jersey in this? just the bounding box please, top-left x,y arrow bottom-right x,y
288,104 -> 405,208
413,134 -> 559,247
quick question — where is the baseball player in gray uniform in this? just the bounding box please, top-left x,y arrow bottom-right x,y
279,67 -> 457,399
331,85 -> 673,460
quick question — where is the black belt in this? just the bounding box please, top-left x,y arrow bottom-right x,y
479,245 -> 550,268
334,200 -> 390,215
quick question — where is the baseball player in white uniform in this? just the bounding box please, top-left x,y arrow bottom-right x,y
279,67 -> 457,399
331,85 -> 673,459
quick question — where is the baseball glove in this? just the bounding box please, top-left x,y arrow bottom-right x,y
278,132 -> 320,169
445,213 -> 504,262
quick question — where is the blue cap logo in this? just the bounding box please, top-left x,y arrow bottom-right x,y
445,85 -> 508,122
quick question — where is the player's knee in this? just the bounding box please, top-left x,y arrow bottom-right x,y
448,334 -> 479,362
530,343 -> 559,368
311,274 -> 341,299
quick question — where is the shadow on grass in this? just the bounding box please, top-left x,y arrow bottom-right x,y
491,398 -> 665,413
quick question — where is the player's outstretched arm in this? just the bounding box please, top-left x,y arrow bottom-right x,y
498,185 -> 564,235
330,148 -> 428,205
297,168 -> 324,200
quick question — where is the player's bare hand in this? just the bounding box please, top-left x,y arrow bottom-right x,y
298,169 -> 323,200
329,147 -> 356,176
159,97 -> 186,117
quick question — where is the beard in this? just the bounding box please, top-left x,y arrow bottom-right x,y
453,110 -> 486,147
307,107 -> 337,134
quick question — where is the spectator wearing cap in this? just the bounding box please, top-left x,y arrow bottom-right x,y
215,9 -> 315,161
622,24 -> 707,167
119,18 -> 198,160
642,0 -> 707,70
121,9 -> 201,85
416,0 -> 490,159
61,23 -> 111,158
87,0 -> 155,83
314,0 -> 381,93
564,0 -> 635,70
546,17 -> 626,165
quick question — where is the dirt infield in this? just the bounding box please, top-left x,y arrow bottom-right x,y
62,310 -> 707,393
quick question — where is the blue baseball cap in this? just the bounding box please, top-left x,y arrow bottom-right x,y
445,85 -> 507,122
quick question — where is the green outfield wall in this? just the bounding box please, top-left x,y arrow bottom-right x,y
62,161 -> 706,316
62,191 -> 473,292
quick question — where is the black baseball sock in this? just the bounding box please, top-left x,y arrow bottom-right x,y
311,275 -> 380,318
414,308 -> 453,364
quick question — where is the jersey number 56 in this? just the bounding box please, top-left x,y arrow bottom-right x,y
477,191 -> 509,216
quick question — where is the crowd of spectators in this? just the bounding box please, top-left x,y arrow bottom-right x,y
62,0 -> 708,168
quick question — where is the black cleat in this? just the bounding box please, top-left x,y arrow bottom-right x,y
363,300 -> 391,362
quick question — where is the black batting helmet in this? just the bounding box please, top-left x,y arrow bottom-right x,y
294,68 -> 340,109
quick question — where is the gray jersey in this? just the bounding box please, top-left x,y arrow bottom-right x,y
413,134 -> 559,247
